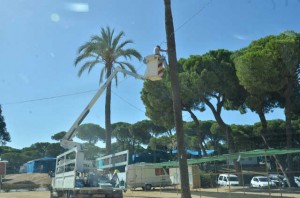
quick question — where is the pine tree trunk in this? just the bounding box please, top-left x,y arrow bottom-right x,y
257,110 -> 291,187
186,108 -> 207,157
204,98 -> 242,183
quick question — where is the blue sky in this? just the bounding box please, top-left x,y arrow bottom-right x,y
1,0 -> 299,149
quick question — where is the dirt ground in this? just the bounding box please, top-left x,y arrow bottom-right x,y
2,173 -> 51,184
1,174 -> 300,197
0,187 -> 300,198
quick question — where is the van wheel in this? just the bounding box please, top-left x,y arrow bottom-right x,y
145,184 -> 152,191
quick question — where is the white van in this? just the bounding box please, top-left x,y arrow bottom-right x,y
126,163 -> 172,191
217,174 -> 239,186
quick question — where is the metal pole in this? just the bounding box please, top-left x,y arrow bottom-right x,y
264,150 -> 271,198
0,175 -> 2,193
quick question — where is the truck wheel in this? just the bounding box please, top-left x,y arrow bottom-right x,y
62,191 -> 73,198
62,192 -> 68,198
145,184 -> 152,191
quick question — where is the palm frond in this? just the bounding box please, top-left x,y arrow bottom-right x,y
74,53 -> 92,66
90,35 -> 102,43
75,26 -> 142,89
118,49 -> 142,61
115,61 -> 137,73
101,26 -> 114,48
112,31 -> 125,51
109,28 -> 114,47
77,60 -> 97,77
114,73 -> 119,86
87,60 -> 99,74
77,41 -> 93,54
116,39 -> 133,52
99,67 -> 106,83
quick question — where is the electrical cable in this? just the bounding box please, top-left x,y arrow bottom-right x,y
160,0 -> 213,47
1,89 -> 98,105
2,1 -> 213,109
111,90 -> 145,113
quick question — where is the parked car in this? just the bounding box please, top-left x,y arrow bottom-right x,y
217,174 -> 239,186
294,176 -> 300,187
250,176 -> 276,188
268,174 -> 288,188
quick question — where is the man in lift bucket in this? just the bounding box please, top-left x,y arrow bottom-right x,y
154,45 -> 168,67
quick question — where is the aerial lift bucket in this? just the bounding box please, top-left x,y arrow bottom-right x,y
144,55 -> 164,81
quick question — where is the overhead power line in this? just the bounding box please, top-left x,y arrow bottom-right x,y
1,0 -> 213,107
1,89 -> 98,105
161,0 -> 213,46
1,63 -> 145,106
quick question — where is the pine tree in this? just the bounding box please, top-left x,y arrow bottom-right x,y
0,105 -> 11,145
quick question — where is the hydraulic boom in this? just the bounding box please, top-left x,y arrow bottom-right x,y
60,66 -> 146,150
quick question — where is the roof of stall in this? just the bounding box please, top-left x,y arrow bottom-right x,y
150,148 -> 300,167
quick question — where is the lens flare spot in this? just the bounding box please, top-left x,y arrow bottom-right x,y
51,13 -> 60,22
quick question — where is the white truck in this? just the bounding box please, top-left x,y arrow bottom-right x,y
126,163 -> 172,191
50,57 -> 163,198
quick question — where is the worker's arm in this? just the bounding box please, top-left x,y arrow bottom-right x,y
160,48 -> 168,53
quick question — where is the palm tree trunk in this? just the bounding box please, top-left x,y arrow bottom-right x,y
164,1 -> 191,197
105,64 -> 112,154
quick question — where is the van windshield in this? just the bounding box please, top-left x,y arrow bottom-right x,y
258,177 -> 268,182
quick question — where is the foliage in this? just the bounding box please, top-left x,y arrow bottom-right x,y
181,49 -> 247,112
141,79 -> 174,130
234,31 -> 300,117
0,146 -> 19,154
76,123 -> 105,144
178,49 -> 247,157
133,120 -> 167,137
148,135 -> 177,151
29,142 -> 51,157
45,143 -> 66,157
74,26 -> 142,154
111,120 -> 168,154
111,122 -> 132,151
130,123 -> 151,145
233,31 -> 300,186
51,131 -> 66,141
1,152 -> 25,174
0,105 -> 11,145
82,143 -> 102,160
200,172 -> 217,188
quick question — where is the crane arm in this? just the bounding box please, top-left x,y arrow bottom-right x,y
60,66 -> 146,150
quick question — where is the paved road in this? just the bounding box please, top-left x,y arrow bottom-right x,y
0,188 -> 300,198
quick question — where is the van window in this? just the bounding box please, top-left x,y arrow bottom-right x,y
155,168 -> 165,176
219,176 -> 223,180
229,176 -> 238,181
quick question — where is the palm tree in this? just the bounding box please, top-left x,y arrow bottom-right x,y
74,26 -> 142,154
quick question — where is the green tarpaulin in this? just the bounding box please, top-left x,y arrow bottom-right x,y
149,148 -> 300,167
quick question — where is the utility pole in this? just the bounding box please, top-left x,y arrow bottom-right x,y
163,0 -> 191,197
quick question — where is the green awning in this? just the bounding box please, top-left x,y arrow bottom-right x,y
150,148 -> 300,167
